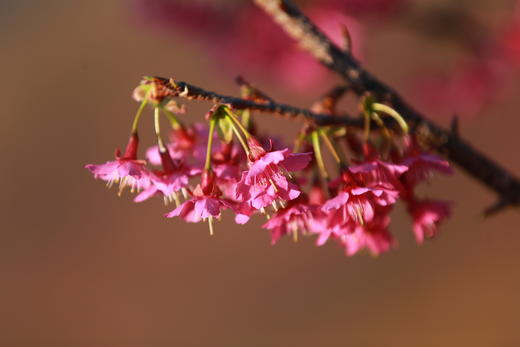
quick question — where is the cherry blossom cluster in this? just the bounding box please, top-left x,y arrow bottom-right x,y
86,78 -> 452,256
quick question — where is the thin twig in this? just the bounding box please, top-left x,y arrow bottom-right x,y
254,0 -> 520,214
151,77 -> 362,127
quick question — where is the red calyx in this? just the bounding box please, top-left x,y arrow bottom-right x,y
122,133 -> 139,160
159,147 -> 181,173
201,169 -> 221,196
247,137 -> 266,161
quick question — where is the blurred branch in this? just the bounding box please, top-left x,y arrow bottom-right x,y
253,0 -> 520,214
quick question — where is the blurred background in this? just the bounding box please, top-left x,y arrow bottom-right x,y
1,0 -> 520,346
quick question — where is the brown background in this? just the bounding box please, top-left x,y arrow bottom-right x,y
1,1 -> 520,346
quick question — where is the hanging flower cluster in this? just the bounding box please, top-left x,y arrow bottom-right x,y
86,78 -> 452,256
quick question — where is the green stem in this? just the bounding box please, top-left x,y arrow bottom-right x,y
372,103 -> 409,134
204,117 -> 217,171
363,109 -> 371,142
131,99 -> 148,134
319,129 -> 343,165
224,107 -> 251,139
311,131 -> 329,180
154,107 -> 166,151
229,118 -> 250,155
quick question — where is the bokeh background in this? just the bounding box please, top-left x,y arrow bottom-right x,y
1,0 -> 520,346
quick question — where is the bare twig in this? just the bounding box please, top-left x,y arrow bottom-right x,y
254,0 -> 520,214
151,77 -> 362,127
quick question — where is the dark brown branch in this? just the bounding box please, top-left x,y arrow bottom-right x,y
151,77 -> 363,127
254,0 -> 520,214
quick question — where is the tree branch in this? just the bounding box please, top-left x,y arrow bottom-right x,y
254,0 -> 520,214
152,77 -> 362,127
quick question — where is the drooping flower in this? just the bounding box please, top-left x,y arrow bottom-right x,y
322,166 -> 402,227
401,137 -> 453,188
340,212 -> 395,256
85,133 -> 151,195
234,138 -> 312,211
262,196 -> 314,245
134,147 -> 200,204
408,198 -> 451,244
310,211 -> 345,247
313,202 -> 396,256
165,170 -> 234,234
349,157 -> 409,191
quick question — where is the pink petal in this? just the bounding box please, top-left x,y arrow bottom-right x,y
235,214 -> 250,224
165,200 -> 193,219
322,192 -> 349,212
133,186 -> 158,203
259,149 -> 289,165
281,152 -> 312,172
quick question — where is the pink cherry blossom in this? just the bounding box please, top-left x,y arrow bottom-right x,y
235,172 -> 302,210
134,166 -> 200,204
408,199 -> 451,244
313,204 -> 395,256
401,138 -> 453,187
165,170 -> 234,233
262,197 -> 314,245
234,139 -> 312,210
85,134 -> 150,194
322,166 -> 402,227
212,142 -> 244,181
166,189 -> 233,223
340,214 -> 395,256
311,210 -> 346,247
136,143 -> 201,203
322,189 -> 377,226
349,158 -> 408,191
